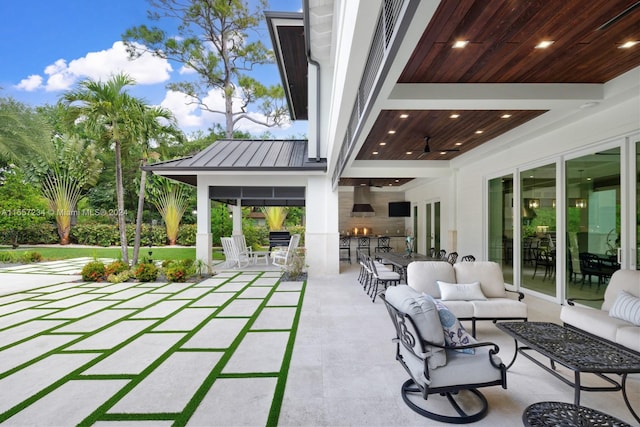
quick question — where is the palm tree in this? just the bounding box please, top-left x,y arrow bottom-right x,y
62,73 -> 144,263
0,97 -> 52,164
38,135 -> 102,244
149,178 -> 190,246
131,104 -> 183,265
262,207 -> 288,231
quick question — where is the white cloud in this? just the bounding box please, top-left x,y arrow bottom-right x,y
63,41 -> 171,85
179,65 -> 197,75
16,41 -> 173,93
15,74 -> 43,91
160,90 -> 203,128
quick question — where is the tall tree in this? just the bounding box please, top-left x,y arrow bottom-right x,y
62,74 -> 144,263
123,0 -> 288,138
131,104 -> 184,265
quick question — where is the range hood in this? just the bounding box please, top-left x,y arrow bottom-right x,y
351,186 -> 375,217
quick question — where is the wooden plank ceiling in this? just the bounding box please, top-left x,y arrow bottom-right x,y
345,0 -> 640,186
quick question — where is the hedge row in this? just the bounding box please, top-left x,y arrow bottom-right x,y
0,223 -> 197,247
0,222 -> 306,248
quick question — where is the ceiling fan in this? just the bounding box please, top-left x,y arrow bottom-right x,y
417,136 -> 460,158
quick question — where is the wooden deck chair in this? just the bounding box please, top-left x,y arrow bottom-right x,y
221,237 -> 251,268
272,234 -> 301,268
232,235 -> 254,263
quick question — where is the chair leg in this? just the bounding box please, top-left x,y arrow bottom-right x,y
401,379 -> 489,424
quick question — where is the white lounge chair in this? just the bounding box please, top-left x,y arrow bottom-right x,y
271,234 -> 300,268
221,237 -> 251,268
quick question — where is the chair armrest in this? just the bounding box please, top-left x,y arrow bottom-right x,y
506,288 -> 525,301
566,297 -> 604,306
423,339 -> 504,370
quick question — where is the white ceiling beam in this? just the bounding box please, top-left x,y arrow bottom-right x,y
386,83 -> 604,110
344,160 -> 452,178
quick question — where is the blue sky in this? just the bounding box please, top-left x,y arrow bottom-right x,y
0,0 -> 307,138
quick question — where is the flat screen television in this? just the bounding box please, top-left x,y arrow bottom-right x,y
388,201 -> 411,217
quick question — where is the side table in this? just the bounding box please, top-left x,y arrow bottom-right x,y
523,401 -> 631,427
252,250 -> 270,265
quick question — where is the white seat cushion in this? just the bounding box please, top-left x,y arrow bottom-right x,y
472,298 -> 527,318
434,299 -> 475,318
429,348 -> 503,389
616,325 -> 640,353
560,305 -> 625,343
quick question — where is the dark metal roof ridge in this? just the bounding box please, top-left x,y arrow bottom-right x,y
143,139 -> 326,173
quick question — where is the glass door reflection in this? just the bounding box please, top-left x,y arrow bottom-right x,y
520,164 -> 556,297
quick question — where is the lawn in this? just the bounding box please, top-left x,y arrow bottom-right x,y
0,246 -> 225,262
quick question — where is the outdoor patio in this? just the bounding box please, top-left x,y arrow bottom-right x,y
0,259 -> 638,426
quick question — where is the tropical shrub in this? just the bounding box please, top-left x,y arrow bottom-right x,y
81,261 -> 105,282
107,270 -> 131,284
105,260 -> 129,276
133,261 -> 158,282
0,251 -> 44,264
177,224 -> 196,246
22,251 -> 43,263
163,258 -> 195,282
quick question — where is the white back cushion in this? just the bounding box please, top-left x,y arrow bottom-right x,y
603,269 -> 640,312
407,261 -> 456,298
453,261 -> 507,298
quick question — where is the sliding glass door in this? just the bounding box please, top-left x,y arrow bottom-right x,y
566,148 -> 621,304
520,164 -> 556,296
488,174 -> 513,284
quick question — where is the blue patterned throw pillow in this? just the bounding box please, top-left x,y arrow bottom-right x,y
422,294 -> 477,354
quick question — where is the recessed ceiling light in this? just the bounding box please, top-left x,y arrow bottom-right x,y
388,183 -> 393,186
360,183 -> 367,186
395,179 -> 400,182
619,41 -> 639,49
388,130 -> 396,134
379,142 -> 386,146
406,151 -> 413,155
399,114 -> 409,119
475,130 -> 484,134
501,114 -> 512,119
452,40 -> 469,49
455,142 -> 462,146
372,151 -> 379,155
535,40 -> 554,49
440,151 -> 447,155
450,114 -> 460,119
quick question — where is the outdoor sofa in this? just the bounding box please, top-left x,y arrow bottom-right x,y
406,261 -> 527,336
560,269 -> 640,354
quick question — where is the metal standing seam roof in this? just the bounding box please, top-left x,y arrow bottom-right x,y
145,139 -> 327,173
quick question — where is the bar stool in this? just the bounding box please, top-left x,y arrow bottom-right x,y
356,236 -> 371,257
339,235 -> 351,263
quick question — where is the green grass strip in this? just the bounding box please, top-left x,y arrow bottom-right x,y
266,279 -> 306,427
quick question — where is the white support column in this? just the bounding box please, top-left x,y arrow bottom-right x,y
195,179 -> 212,270
232,198 -> 242,236
305,175 -> 340,278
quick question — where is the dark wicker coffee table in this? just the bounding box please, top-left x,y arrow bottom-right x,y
523,401 -> 632,427
496,321 -> 640,424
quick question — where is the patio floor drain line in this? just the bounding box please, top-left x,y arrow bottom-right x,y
0,270 -> 306,427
